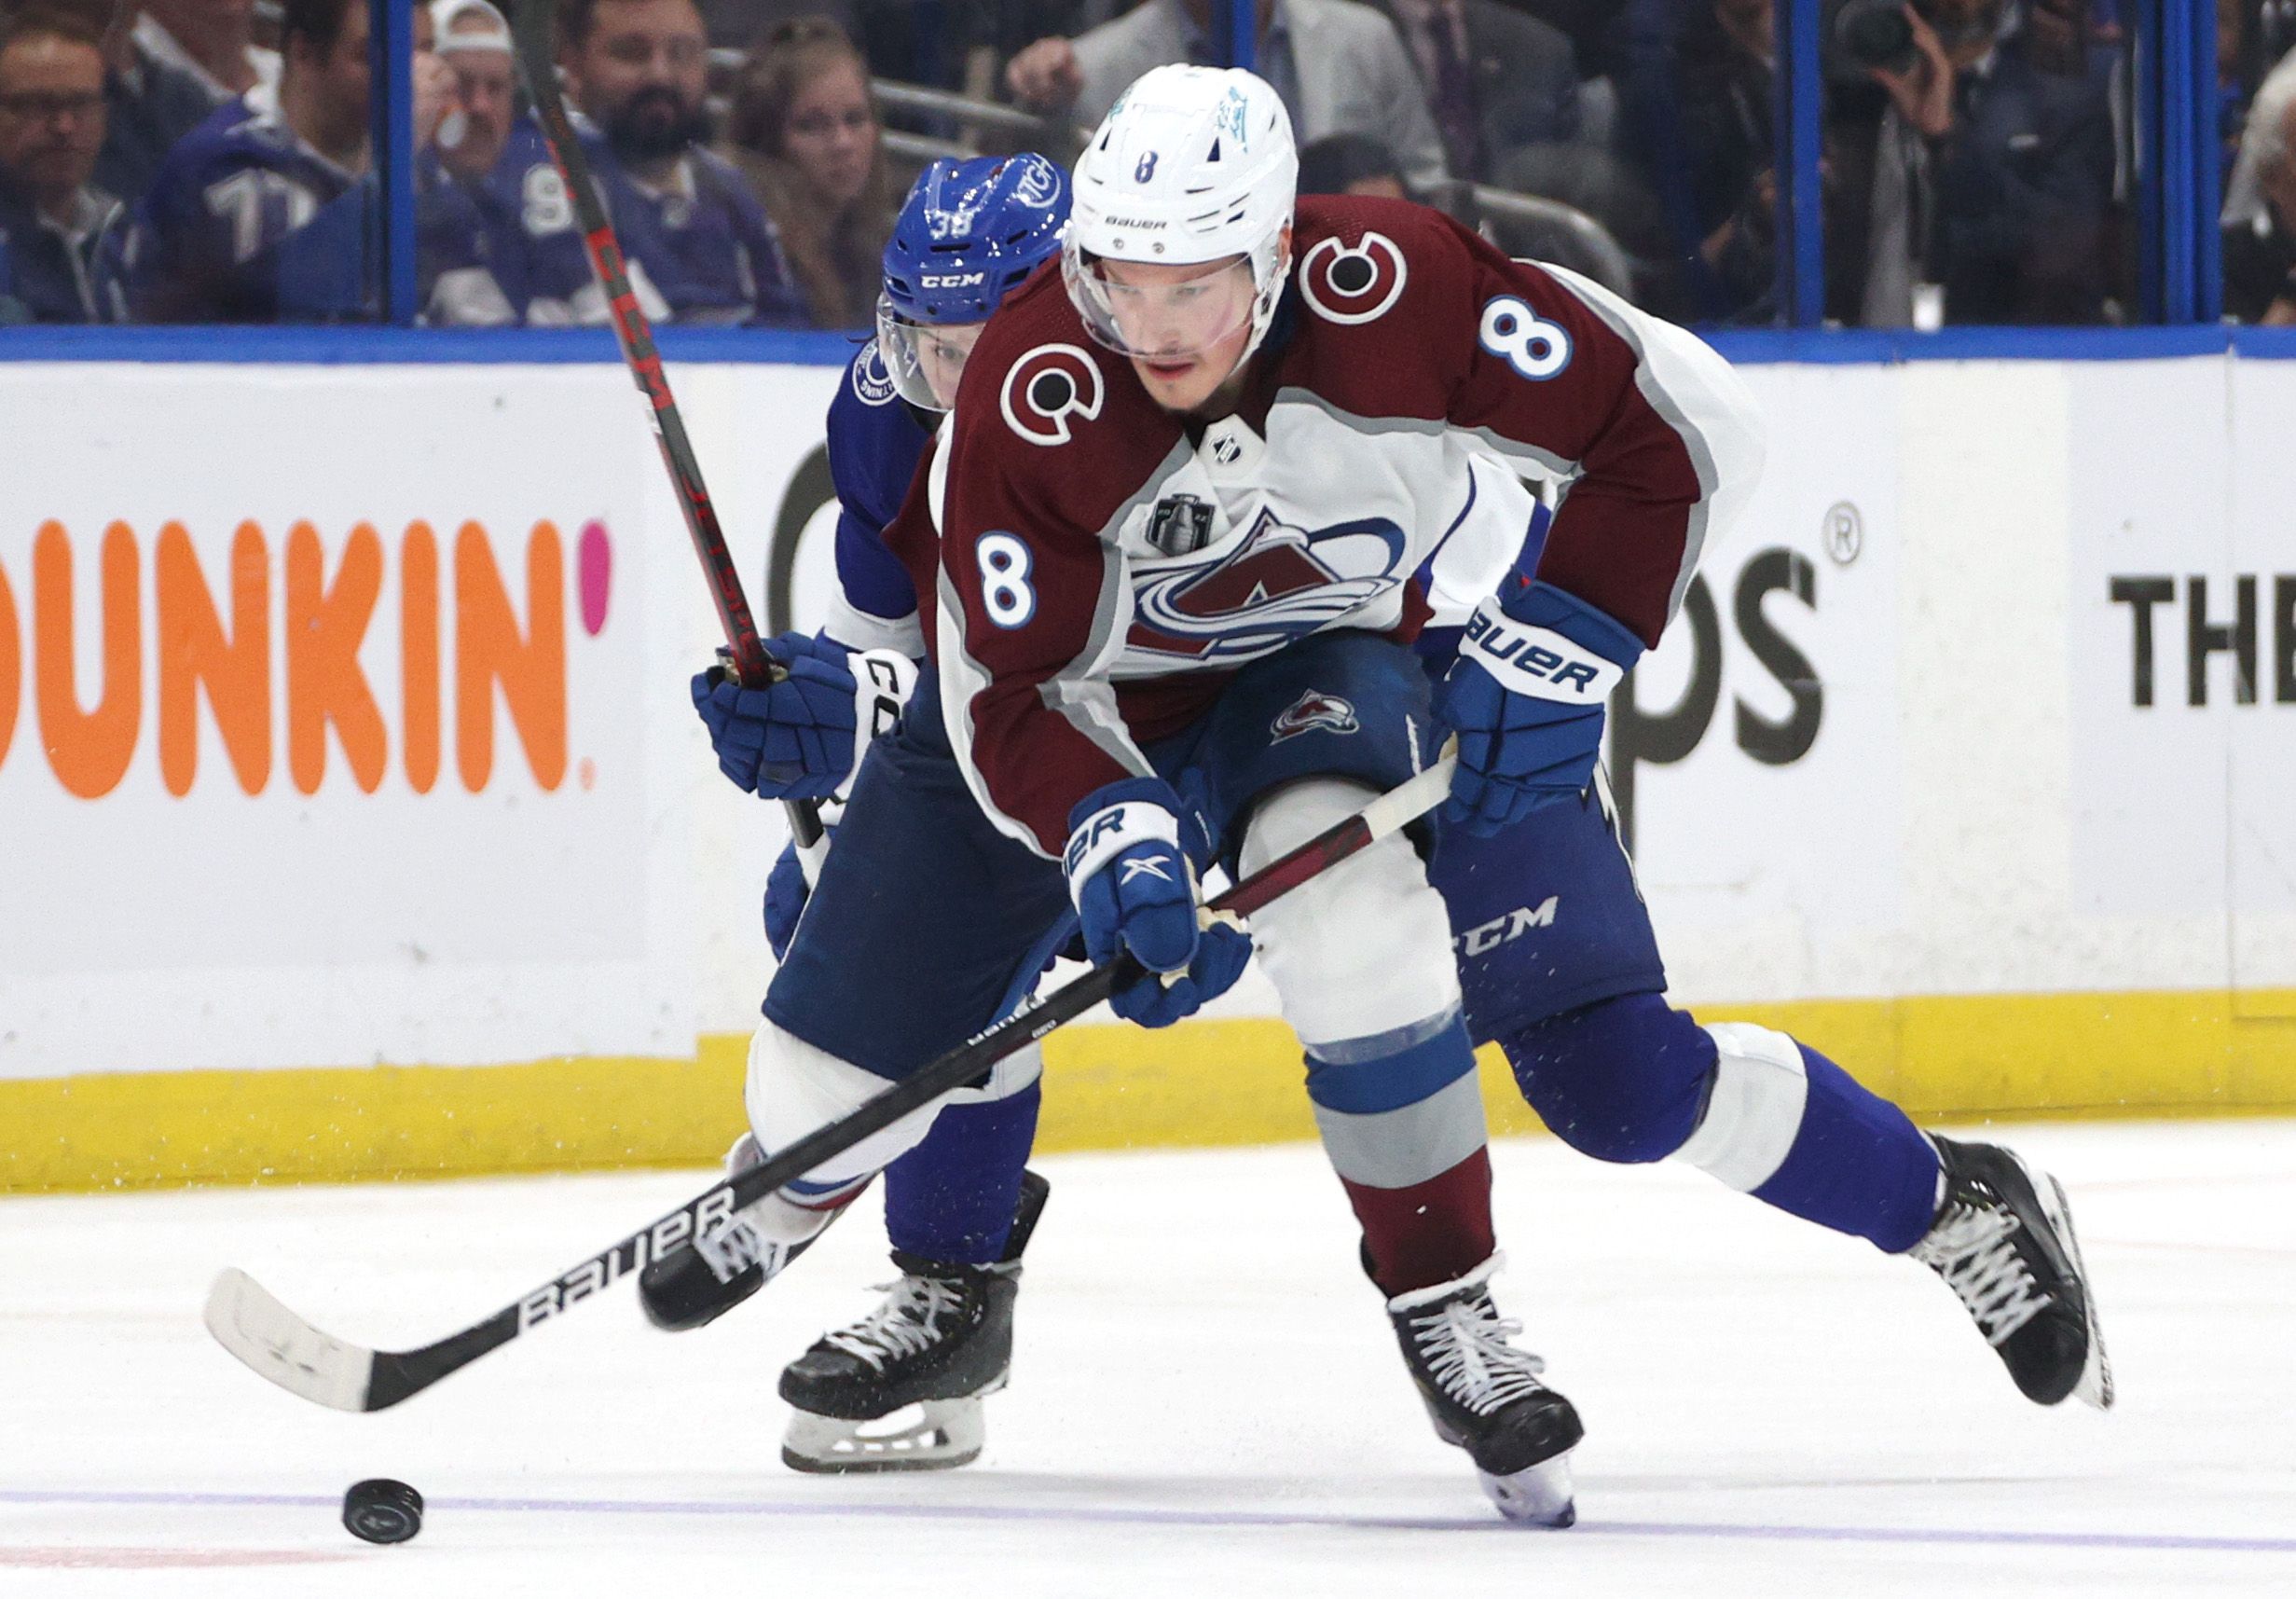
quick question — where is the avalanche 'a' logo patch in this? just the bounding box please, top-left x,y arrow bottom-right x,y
1299,232 -> 1407,325
1128,506 -> 1408,664
1271,689 -> 1359,744
999,342 -> 1104,446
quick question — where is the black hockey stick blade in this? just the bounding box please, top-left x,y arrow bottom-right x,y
203,753 -> 1455,1412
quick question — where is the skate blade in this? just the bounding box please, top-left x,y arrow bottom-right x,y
2036,1171 -> 2115,1411
1479,1449 -> 1576,1527
781,1398 -> 985,1474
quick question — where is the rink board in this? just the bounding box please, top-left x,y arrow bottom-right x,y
2,347 -> 2293,1189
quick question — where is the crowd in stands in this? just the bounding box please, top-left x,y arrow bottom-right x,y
0,0 -> 2284,328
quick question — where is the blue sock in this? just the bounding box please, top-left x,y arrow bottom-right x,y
1752,1044 -> 1942,1254
882,1082 -> 1042,1264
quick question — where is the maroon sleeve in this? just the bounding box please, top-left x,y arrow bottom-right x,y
1294,200 -> 1763,648
924,280 -> 1185,858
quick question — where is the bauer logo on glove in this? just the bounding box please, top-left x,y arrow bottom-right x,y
1435,578 -> 1644,836
1063,778 -> 1251,1028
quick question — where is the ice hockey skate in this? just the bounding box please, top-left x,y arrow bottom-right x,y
637,1133 -> 844,1332
1912,1137 -> 2113,1410
779,1169 -> 1050,1473
1387,1254 -> 1583,1525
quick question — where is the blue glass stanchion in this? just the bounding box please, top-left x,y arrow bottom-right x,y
1217,0 -> 1255,74
1777,0 -> 1825,327
2190,0 -> 2224,322
369,0 -> 418,324
2160,0 -> 2199,321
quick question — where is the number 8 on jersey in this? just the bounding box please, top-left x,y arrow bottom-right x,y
978,531 -> 1037,627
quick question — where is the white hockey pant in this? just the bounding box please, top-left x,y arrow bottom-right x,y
1240,778 -> 1469,1064
740,1021 -> 1043,1246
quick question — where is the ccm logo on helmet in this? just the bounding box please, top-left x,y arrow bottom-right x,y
921,271 -> 987,288
999,342 -> 1105,446
1299,232 -> 1407,324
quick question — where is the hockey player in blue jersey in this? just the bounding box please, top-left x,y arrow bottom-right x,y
659,72 -> 2107,1522
489,0 -> 804,326
636,152 -> 1071,1473
109,0 -> 454,322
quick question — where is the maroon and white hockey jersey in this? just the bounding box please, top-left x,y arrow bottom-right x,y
882,195 -> 1764,859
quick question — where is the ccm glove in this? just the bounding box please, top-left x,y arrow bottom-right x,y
691,632 -> 915,802
1064,778 -> 1250,1028
1434,577 -> 1643,834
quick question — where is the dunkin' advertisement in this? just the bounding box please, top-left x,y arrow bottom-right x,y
0,364 -> 717,1080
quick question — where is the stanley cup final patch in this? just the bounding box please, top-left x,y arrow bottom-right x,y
1271,689 -> 1360,744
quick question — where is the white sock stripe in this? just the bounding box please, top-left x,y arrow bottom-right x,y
1673,1021 -> 1809,1192
1310,1071 -> 1490,1191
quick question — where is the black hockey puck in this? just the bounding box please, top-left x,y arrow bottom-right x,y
342,1478 -> 423,1544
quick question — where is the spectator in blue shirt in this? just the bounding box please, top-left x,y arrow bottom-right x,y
0,7 -> 124,322
109,0 -> 455,321
499,0 -> 805,325
419,0 -> 536,324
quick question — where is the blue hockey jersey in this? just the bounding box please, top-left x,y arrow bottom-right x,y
494,119 -> 806,327
110,94 -> 374,322
818,338 -> 932,655
417,155 -> 573,326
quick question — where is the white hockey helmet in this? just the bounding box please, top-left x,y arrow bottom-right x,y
1062,64 -> 1298,366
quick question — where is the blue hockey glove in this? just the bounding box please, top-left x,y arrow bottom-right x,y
691,633 -> 915,802
1064,778 -> 1250,1028
763,835 -> 819,960
1434,578 -> 1643,835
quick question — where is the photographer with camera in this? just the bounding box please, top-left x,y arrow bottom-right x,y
1839,0 -> 2116,325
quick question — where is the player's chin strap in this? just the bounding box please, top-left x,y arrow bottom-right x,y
202,743 -> 1457,1415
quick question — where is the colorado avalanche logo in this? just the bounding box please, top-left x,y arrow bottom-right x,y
1129,507 -> 1409,663
1299,231 -> 1407,325
1271,689 -> 1359,744
999,342 -> 1104,447
850,340 -> 899,407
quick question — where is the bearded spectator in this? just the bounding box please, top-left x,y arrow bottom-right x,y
488,0 -> 807,324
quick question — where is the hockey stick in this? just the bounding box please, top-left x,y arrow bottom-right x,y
504,0 -> 823,867
203,752 -> 1456,1413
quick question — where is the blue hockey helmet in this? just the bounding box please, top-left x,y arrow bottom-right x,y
876,152 -> 1069,408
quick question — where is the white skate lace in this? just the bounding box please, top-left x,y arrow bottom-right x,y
1911,1204 -> 2053,1346
821,1274 -> 967,1372
694,1216 -> 770,1285
1409,1292 -> 1550,1416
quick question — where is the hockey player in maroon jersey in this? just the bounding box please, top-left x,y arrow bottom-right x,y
722,64 -> 2109,1522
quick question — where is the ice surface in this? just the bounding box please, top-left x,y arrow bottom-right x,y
4,1121 -> 2293,1595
